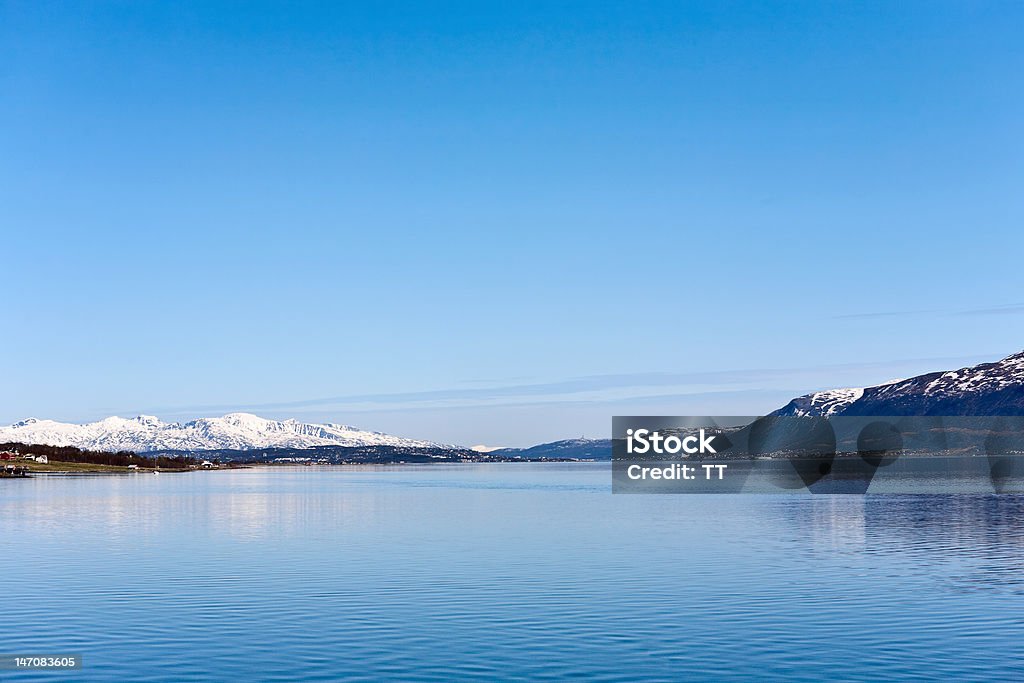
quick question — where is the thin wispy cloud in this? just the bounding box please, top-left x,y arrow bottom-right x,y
833,309 -> 938,320
836,304 -> 1024,320
134,354 -> 988,419
954,303 -> 1024,317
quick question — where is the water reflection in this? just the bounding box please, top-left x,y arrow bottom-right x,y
777,494 -> 1024,594
806,496 -> 866,551
3,465 -> 1024,681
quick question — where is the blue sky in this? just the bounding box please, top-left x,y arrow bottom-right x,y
3,1 -> 1023,446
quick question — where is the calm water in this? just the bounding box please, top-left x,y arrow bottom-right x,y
2,463 -> 1024,681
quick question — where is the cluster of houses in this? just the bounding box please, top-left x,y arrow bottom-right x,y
0,450 -> 48,465
0,450 -> 40,477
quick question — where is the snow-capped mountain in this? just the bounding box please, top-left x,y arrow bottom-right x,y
0,413 -> 442,453
774,351 -> 1024,417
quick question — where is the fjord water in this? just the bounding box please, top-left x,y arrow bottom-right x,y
2,465 -> 1024,681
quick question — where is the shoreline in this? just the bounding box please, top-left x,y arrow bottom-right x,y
7,460 -> 598,476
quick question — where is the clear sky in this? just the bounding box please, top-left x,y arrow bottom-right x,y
3,1 -> 1023,446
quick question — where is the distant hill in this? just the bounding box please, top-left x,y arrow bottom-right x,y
496,438 -> 612,461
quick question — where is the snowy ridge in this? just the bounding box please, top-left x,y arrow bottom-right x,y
0,413 -> 442,453
920,352 -> 1024,395
774,351 -> 1024,417
780,387 -> 865,417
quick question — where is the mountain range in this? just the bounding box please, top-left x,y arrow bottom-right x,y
4,351 -> 1024,457
0,413 -> 440,453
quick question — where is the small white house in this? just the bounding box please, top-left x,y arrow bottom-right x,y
34,455 -> 48,464
201,460 -> 216,469
128,464 -> 139,470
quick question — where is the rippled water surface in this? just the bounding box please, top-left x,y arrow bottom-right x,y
3,463 -> 1024,681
